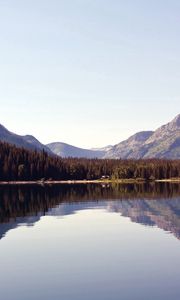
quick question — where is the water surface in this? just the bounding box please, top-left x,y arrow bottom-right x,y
0,183 -> 180,300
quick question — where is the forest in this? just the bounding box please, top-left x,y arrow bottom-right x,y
0,141 -> 180,181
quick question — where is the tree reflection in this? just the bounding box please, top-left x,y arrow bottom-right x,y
0,183 -> 180,239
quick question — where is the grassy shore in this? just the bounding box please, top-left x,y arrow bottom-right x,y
0,178 -> 180,185
0,179 -> 141,185
155,178 -> 180,183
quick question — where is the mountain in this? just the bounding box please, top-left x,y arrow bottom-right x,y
105,114 -> 180,159
46,142 -> 105,158
91,145 -> 113,152
0,114 -> 180,159
47,114 -> 180,159
104,131 -> 154,159
142,114 -> 180,158
0,124 -> 52,154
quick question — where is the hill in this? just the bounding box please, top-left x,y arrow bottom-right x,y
0,124 -> 52,154
46,142 -> 105,158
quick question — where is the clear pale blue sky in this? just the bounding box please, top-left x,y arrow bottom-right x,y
0,0 -> 179,148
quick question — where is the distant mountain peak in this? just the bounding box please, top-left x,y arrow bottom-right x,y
105,114 -> 180,159
171,114 -> 180,127
47,142 -> 105,158
0,123 -> 52,154
0,124 -> 9,132
159,113 -> 180,132
128,131 -> 154,142
0,113 -> 180,159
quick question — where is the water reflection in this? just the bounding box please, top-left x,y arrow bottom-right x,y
0,183 -> 180,240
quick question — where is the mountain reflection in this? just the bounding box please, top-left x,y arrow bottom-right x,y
0,183 -> 180,240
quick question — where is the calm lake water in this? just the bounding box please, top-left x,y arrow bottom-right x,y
0,183 -> 180,300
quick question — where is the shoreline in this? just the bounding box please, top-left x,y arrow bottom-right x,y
0,178 -> 180,185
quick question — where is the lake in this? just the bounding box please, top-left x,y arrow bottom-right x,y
0,183 -> 180,300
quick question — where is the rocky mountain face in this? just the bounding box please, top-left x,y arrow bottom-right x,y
0,124 -> 52,154
46,142 -> 105,158
104,131 -> 154,159
142,114 -> 180,158
0,114 -> 180,159
47,114 -> 180,159
104,114 -> 180,159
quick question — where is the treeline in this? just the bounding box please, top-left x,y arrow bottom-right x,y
0,141 -> 180,181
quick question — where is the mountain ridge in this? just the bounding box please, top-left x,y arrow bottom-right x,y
0,114 -> 180,159
0,124 -> 53,154
46,142 -> 105,158
104,114 -> 180,159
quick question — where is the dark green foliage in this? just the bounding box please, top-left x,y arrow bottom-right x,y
0,141 -> 180,181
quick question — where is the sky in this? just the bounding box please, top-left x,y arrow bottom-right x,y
0,0 -> 180,148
